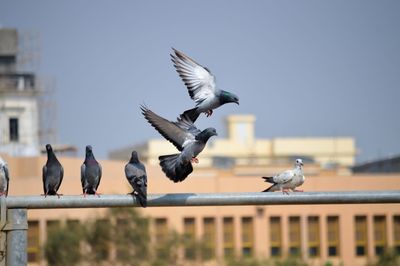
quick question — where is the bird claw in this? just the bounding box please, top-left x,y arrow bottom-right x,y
191,157 -> 199,163
56,193 -> 63,199
282,189 -> 290,195
205,110 -> 213,117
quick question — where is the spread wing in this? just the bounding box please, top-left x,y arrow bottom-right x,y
273,170 -> 294,184
171,48 -> 217,105
141,105 -> 198,151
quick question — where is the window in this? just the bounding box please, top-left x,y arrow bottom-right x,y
289,216 -> 301,256
223,217 -> 235,258
28,220 -> 40,263
355,216 -> 368,256
374,216 -> 387,256
154,218 -> 168,243
183,217 -> 196,260
327,216 -> 340,256
270,217 -> 282,257
46,220 -> 60,236
394,216 -> 400,254
241,217 -> 254,257
308,216 -> 320,257
9,118 -> 19,142
203,217 -> 216,260
91,219 -> 111,261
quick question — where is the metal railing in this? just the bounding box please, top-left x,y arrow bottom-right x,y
1,190 -> 400,265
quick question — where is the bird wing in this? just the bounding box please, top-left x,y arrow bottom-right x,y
141,105 -> 197,151
171,48 -> 217,106
80,163 -> 86,190
273,170 -> 294,184
96,163 -> 102,190
42,165 -> 47,194
4,164 -> 9,196
55,165 -> 64,192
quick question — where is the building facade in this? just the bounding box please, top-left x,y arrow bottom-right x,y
2,153 -> 399,266
0,28 -> 40,156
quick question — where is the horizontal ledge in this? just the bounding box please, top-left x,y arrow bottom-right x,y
2,191 -> 400,209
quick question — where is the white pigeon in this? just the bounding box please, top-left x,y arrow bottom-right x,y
262,159 -> 305,194
0,157 -> 10,197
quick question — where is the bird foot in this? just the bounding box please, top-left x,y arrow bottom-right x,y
281,189 -> 290,195
56,193 -> 63,199
95,192 -> 101,198
191,157 -> 199,163
205,110 -> 213,117
292,189 -> 304,192
0,192 -> 6,197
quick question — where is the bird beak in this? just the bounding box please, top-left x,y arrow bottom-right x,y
235,100 -> 239,105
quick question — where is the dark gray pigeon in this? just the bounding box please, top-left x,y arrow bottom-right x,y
42,144 -> 64,197
125,151 -> 147,208
141,105 -> 217,182
171,48 -> 239,122
81,145 -> 102,197
0,156 -> 10,197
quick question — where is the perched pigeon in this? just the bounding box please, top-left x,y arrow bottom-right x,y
0,157 -> 10,197
125,151 -> 147,208
42,144 -> 64,197
141,105 -> 217,182
262,159 -> 305,194
171,48 -> 239,122
81,145 -> 102,197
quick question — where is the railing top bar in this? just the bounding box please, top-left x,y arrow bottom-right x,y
3,191 -> 400,209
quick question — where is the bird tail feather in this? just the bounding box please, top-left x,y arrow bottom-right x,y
159,154 -> 193,182
182,108 -> 200,123
262,184 -> 275,192
262,176 -> 274,183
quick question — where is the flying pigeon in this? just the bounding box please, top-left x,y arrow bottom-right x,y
42,144 -> 64,198
81,145 -> 102,197
125,151 -> 147,208
170,48 -> 239,122
141,105 -> 217,182
0,157 -> 10,197
262,159 -> 305,194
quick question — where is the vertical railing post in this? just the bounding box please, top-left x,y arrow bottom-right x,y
5,209 -> 27,266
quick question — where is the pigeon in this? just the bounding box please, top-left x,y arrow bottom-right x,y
42,144 -> 64,198
81,145 -> 102,197
125,151 -> 147,208
262,159 -> 305,194
0,157 -> 10,197
141,105 -> 217,182
170,48 -> 239,122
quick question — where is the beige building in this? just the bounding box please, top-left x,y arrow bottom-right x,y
2,153 -> 400,266
110,115 -> 356,168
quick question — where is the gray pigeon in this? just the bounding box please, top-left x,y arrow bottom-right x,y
0,157 -> 10,197
141,105 -> 217,182
42,144 -> 64,197
262,159 -> 305,194
125,151 -> 147,208
171,48 -> 239,122
81,145 -> 102,197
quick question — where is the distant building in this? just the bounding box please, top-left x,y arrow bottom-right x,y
0,28 -> 40,156
353,155 -> 400,173
110,114 -> 356,170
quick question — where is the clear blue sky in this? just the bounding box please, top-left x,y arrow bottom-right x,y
1,1 -> 399,163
